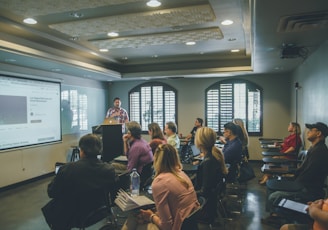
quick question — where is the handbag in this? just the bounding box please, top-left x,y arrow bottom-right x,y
237,157 -> 255,183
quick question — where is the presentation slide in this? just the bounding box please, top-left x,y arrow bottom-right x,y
0,75 -> 61,151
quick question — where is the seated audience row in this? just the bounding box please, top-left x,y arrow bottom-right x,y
262,122 -> 328,228
42,119 -> 251,229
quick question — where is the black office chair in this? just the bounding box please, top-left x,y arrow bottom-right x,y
78,191 -> 118,230
181,196 -> 206,230
198,178 -> 230,230
140,162 -> 154,190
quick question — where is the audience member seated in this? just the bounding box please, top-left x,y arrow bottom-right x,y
259,122 -> 302,185
262,122 -> 328,226
165,121 -> 180,150
194,127 -> 228,223
221,122 -> 243,183
148,122 -> 167,154
233,118 -> 250,159
280,198 -> 328,230
121,144 -> 200,230
112,121 -> 153,175
185,118 -> 203,144
42,134 -> 117,230
180,118 -> 204,163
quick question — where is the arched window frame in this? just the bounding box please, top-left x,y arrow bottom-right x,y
129,82 -> 177,133
205,79 -> 263,136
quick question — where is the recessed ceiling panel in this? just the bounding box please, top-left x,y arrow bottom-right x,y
91,27 -> 223,49
49,5 -> 216,37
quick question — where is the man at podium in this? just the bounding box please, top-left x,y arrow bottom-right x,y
105,97 -> 129,124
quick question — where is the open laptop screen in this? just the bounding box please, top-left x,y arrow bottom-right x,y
190,145 -> 201,156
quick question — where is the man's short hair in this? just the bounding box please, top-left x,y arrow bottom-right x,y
224,122 -> 238,135
196,118 -> 203,126
166,121 -> 177,133
126,121 -> 142,139
113,97 -> 120,102
79,134 -> 102,157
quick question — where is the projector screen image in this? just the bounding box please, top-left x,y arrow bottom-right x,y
0,75 -> 62,151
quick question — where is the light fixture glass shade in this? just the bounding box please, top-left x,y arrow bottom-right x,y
23,18 -> 37,24
147,0 -> 161,7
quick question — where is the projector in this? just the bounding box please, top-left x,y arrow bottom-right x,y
280,45 -> 303,59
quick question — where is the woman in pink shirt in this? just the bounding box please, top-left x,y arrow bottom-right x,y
122,144 -> 200,230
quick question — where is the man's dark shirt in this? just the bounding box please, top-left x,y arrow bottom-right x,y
43,158 -> 116,230
295,140 -> 328,197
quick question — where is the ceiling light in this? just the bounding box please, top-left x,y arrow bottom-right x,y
107,32 -> 119,37
231,49 -> 240,52
221,20 -> 234,25
99,48 -> 108,52
70,36 -> 79,41
186,41 -> 196,46
23,18 -> 37,24
69,12 -> 84,18
147,0 -> 161,7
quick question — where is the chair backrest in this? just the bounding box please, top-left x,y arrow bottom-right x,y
181,196 -> 206,230
79,191 -> 117,230
297,150 -> 307,162
140,162 -> 154,189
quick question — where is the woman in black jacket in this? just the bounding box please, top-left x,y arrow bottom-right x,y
194,127 -> 228,223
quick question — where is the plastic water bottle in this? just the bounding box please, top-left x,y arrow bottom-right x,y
130,168 -> 140,197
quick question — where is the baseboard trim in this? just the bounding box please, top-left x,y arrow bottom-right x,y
0,172 -> 54,193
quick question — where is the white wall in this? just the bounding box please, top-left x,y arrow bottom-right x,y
291,40 -> 328,149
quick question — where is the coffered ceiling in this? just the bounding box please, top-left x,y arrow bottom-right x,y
0,0 -> 327,82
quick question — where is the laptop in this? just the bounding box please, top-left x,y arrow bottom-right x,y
190,145 -> 201,157
55,162 -> 65,174
103,117 -> 119,125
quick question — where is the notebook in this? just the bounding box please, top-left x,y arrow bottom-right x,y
114,189 -> 155,211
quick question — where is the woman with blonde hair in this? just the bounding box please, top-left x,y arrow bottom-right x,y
122,144 -> 200,230
194,127 -> 228,223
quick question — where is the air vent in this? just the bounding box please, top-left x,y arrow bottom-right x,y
277,11 -> 328,33
280,44 -> 308,59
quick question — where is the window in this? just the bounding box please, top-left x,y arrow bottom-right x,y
129,82 -> 177,132
61,89 -> 88,133
206,79 -> 262,136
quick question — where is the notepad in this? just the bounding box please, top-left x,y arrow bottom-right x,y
114,189 -> 155,211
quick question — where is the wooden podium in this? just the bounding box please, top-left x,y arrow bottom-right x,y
93,124 -> 123,162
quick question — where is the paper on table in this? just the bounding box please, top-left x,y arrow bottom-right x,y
114,155 -> 128,162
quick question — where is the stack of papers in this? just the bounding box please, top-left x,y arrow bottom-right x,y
114,189 -> 155,211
